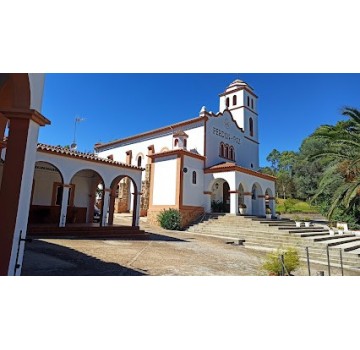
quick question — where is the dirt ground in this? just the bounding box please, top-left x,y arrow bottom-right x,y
21,224 -> 360,276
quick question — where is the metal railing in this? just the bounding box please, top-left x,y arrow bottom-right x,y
304,246 -> 344,276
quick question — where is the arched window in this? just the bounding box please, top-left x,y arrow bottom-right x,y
229,146 -> 235,161
251,98 -> 254,109
174,138 -> 179,147
233,95 -> 237,106
247,96 -> 250,106
183,139 -> 187,148
226,97 -> 230,108
219,143 -> 224,157
249,118 -> 254,137
137,156 -> 142,167
224,144 -> 229,159
192,171 -> 197,184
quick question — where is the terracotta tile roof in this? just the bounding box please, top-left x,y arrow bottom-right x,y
94,116 -> 207,151
173,130 -> 189,137
205,162 -> 276,182
148,148 -> 206,161
37,143 -> 142,170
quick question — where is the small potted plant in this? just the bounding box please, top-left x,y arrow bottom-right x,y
328,222 -> 336,236
239,203 -> 247,215
276,211 -> 282,220
265,207 -> 272,219
337,225 -> 345,235
293,215 -> 302,228
303,217 -> 311,228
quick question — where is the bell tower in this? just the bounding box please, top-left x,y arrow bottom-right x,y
219,79 -> 259,143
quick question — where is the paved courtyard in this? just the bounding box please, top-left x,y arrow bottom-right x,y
22,221 -> 360,276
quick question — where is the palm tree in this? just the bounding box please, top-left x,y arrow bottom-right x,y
311,107 -> 360,219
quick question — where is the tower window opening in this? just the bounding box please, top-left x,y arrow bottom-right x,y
192,171 -> 197,184
249,118 -> 254,137
183,139 -> 187,148
224,144 -> 229,159
137,156 -> 142,167
219,143 -> 224,157
251,98 -> 254,109
226,97 -> 230,108
233,95 -> 237,106
174,138 -> 179,147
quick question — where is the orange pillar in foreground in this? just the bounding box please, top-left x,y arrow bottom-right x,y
0,109 -> 50,275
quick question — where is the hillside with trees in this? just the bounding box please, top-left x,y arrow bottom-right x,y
261,107 -> 360,229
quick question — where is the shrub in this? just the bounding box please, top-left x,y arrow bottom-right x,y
157,209 -> 182,230
293,215 -> 302,222
266,207 -> 272,214
262,247 -> 300,276
211,200 -> 226,213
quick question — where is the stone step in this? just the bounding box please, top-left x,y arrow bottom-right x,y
328,241 -> 360,252
318,237 -> 360,247
346,248 -> 360,256
292,232 -> 330,238
244,242 -> 360,268
313,234 -> 355,242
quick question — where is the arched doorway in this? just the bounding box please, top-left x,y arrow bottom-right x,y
251,182 -> 264,216
210,178 -> 230,213
29,161 -> 64,225
69,169 -> 105,225
110,175 -> 139,227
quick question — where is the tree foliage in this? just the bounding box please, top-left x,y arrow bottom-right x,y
263,107 -> 360,229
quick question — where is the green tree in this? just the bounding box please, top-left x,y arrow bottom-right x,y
311,107 -> 360,226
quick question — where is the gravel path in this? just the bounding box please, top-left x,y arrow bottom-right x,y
22,226 -> 360,276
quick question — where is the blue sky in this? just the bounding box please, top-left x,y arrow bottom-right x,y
40,73 -> 360,167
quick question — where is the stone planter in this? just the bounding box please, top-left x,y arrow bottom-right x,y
266,214 -> 272,219
329,229 -> 335,236
304,221 -> 311,228
295,221 -> 302,228
239,208 -> 247,215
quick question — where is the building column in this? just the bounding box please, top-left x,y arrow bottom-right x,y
229,190 -> 239,215
131,191 -> 142,227
59,185 -> 71,227
0,109 -> 50,276
243,192 -> 253,215
101,189 -> 111,226
258,195 -> 266,216
107,190 -> 116,225
203,191 -> 212,213
268,197 -> 276,215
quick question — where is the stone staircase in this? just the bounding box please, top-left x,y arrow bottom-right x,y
185,214 -> 360,271
28,224 -> 150,240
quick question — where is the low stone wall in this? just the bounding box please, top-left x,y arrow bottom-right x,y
147,207 -> 204,229
179,207 -> 204,228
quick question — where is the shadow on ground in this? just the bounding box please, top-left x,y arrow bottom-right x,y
22,240 -> 146,276
146,232 -> 188,242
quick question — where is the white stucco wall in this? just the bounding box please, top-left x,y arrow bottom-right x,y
182,156 -> 204,207
35,152 -> 142,190
97,122 -> 205,168
72,172 -> 94,208
152,157 -> 177,205
205,110 -> 259,170
28,73 -> 45,112
32,163 -> 62,205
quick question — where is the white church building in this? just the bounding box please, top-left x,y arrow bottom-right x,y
95,80 -> 276,228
